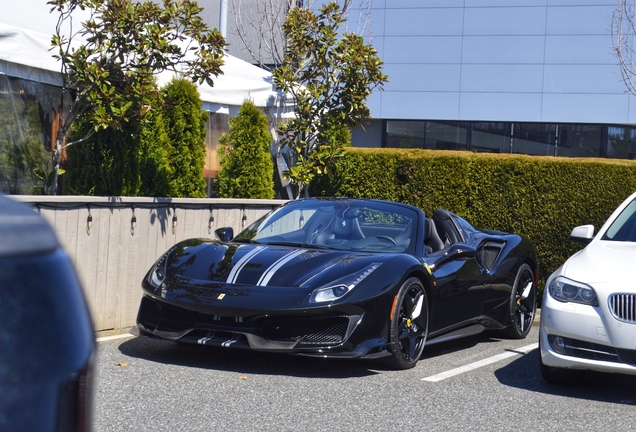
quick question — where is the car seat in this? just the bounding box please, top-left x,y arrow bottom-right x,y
432,209 -> 463,246
424,217 -> 444,253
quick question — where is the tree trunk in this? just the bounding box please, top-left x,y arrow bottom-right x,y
52,132 -> 64,196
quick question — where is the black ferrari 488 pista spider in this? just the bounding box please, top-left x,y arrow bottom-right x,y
135,198 -> 538,369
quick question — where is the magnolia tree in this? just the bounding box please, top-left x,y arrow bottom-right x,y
48,0 -> 226,194
272,2 -> 387,197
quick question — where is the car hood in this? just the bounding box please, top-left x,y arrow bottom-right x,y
562,240 -> 636,284
163,239 -> 390,289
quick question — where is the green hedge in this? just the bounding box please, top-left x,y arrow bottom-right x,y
315,148 -> 636,290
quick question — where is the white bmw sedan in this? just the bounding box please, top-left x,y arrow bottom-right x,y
540,191 -> 636,384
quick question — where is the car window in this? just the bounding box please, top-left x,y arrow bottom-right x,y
603,198 -> 636,242
258,209 -> 318,240
235,200 -> 418,254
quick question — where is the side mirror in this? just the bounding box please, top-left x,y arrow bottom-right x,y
215,227 -> 234,243
431,244 -> 477,269
570,224 -> 594,244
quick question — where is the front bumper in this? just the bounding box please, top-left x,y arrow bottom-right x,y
135,294 -> 391,359
539,292 -> 636,375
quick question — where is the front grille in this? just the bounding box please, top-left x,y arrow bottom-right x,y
138,296 -> 196,332
555,336 -> 636,366
139,297 -> 351,348
261,317 -> 349,346
609,293 -> 636,324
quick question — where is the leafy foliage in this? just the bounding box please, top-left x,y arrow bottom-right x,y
33,167 -> 66,195
67,78 -> 206,197
316,148 -> 636,294
138,106 -> 172,197
272,2 -> 387,197
161,78 -> 207,198
67,119 -> 142,196
48,0 -> 226,194
217,100 -> 275,199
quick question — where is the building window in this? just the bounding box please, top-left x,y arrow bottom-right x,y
426,121 -> 468,150
385,121 -> 425,148
553,124 -> 602,158
383,120 -> 620,160
471,122 -> 510,153
511,123 -> 555,156
608,126 -> 636,159
385,120 -> 467,150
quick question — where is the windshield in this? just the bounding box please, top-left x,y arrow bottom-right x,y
602,198 -> 636,242
234,199 -> 418,254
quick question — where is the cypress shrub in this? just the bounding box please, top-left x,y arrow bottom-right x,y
161,78 -> 208,198
217,100 -> 275,199
138,107 -> 172,197
67,121 -> 141,196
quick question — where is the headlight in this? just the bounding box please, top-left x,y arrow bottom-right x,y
147,252 -> 169,290
548,276 -> 598,306
309,262 -> 382,303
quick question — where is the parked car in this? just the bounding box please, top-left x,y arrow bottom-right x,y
134,198 -> 538,369
540,191 -> 636,384
0,195 -> 95,431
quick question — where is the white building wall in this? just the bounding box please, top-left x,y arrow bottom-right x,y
363,0 -> 634,125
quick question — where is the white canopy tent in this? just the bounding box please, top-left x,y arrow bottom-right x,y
0,0 -> 291,116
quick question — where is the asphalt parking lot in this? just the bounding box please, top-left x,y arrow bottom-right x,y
93,324 -> 636,432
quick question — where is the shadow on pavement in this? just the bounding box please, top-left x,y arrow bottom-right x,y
494,348 -> 636,405
117,335 -> 381,378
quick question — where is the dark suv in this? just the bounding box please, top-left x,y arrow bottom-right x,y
0,195 -> 95,432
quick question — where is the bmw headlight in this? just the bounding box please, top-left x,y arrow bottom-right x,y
309,262 -> 382,303
548,276 -> 598,306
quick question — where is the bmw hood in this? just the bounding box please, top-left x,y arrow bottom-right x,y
159,239 -> 387,290
562,240 -> 636,284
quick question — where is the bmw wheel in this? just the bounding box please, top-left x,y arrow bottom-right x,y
504,263 -> 536,339
382,277 -> 428,370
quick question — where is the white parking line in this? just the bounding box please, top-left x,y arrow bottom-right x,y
421,342 -> 538,382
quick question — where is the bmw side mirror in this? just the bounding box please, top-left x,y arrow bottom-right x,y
431,244 -> 476,269
215,227 -> 234,243
569,224 -> 594,244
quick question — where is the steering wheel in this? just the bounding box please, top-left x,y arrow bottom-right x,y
376,235 -> 398,245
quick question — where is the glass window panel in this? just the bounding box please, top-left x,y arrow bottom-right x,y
608,126 -> 636,159
471,122 -> 510,153
511,123 -> 556,156
555,124 -> 601,158
385,121 -> 425,148
425,121 -> 467,150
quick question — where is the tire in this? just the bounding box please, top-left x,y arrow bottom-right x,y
381,277 -> 428,370
502,263 -> 537,339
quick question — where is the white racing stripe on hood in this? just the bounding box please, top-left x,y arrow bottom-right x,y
257,249 -> 305,286
226,246 -> 265,284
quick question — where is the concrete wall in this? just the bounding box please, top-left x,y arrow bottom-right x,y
13,196 -> 287,334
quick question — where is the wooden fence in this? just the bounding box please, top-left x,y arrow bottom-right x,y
13,196 -> 287,334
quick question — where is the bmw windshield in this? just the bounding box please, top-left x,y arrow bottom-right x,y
602,198 -> 636,242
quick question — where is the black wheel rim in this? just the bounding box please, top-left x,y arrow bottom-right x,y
514,268 -> 536,333
396,285 -> 427,362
